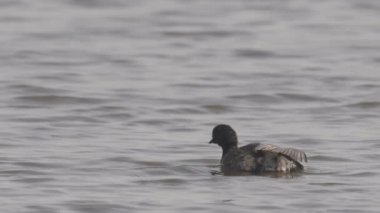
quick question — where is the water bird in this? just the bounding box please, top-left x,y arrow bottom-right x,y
209,124 -> 307,174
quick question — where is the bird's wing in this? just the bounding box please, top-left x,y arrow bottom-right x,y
255,143 -> 307,163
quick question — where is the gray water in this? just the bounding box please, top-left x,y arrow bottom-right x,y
1,0 -> 380,212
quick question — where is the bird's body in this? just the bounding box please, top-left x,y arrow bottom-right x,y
209,124 -> 307,174
221,143 -> 305,173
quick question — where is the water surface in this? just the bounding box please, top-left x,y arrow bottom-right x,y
1,0 -> 380,212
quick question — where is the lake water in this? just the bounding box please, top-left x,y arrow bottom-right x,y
1,0 -> 380,212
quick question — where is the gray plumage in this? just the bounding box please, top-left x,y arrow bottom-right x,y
209,124 -> 307,173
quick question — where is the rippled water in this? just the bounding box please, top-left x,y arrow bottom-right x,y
1,0 -> 380,212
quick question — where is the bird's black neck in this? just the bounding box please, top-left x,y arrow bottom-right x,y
221,145 -> 237,158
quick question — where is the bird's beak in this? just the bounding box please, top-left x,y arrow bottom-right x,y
209,139 -> 215,144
